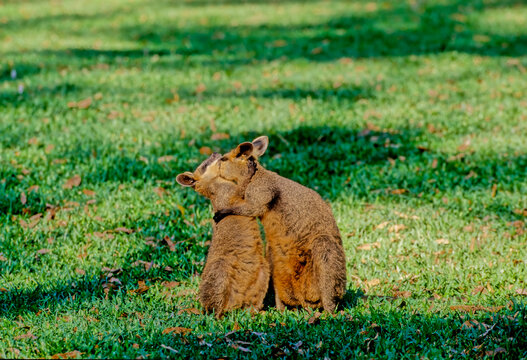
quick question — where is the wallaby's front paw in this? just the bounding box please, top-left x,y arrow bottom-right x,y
213,209 -> 232,223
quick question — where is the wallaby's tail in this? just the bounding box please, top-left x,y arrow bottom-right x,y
312,235 -> 347,312
199,260 -> 230,318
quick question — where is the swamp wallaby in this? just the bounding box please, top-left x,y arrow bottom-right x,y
176,153 -> 270,318
214,136 -> 347,312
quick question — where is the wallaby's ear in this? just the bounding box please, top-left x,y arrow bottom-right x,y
233,142 -> 254,158
252,136 -> 269,157
176,172 -> 196,187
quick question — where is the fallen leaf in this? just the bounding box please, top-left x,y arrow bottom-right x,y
114,227 -> 133,234
449,305 -> 503,313
472,285 -> 487,295
63,175 -> 81,189
162,281 -> 180,289
162,327 -> 192,335
486,347 -> 506,357
393,291 -> 412,298
77,97 -> 92,109
0,287 -> 8,292
154,187 -> 166,198
75,268 -> 85,275
375,221 -> 390,230
20,192 -> 27,205
51,350 -> 83,359
357,242 -> 381,251
436,238 -> 449,245
199,146 -> 213,155
158,155 -> 176,163
516,288 -> 527,296
0,254 -> 7,261
36,248 -> 51,255
82,189 -> 95,196
390,189 -> 407,195
14,331 -> 37,340
129,280 -> 150,295
211,132 -> 230,141
307,311 -> 322,325
27,185 -> 39,193
164,236 -> 175,252
132,343 -> 139,349
365,279 -> 381,287
195,83 -> 207,94
178,308 -> 200,315
388,224 -> 406,233
491,184 -> 497,198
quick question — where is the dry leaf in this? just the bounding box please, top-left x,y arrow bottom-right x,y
82,189 -> 95,196
177,308 -> 200,315
164,236 -> 176,252
393,291 -> 412,298
365,279 -> 381,287
0,254 -> 7,261
114,227 -> 133,234
307,311 -> 322,325
516,288 -> 527,296
158,155 -> 176,163
36,248 -> 51,255
51,350 -> 83,359
162,327 -> 192,335
210,132 -> 230,141
375,221 -> 390,230
199,146 -> 213,155
154,187 -> 166,198
388,224 -> 406,233
472,285 -> 487,295
195,83 -> 207,94
75,268 -> 86,275
63,175 -> 81,189
27,185 -> 39,193
162,281 -> 180,289
20,192 -> 27,205
390,189 -> 407,195
77,97 -> 92,109
436,238 -> 449,245
14,331 -> 37,340
449,305 -> 503,313
357,242 -> 381,251
129,281 -> 150,295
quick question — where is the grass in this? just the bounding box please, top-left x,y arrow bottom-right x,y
1,0 -> 527,358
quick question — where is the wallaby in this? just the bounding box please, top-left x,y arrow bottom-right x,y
176,153 -> 270,318
214,136 -> 347,312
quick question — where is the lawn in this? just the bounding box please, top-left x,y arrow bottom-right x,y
1,0 -> 527,358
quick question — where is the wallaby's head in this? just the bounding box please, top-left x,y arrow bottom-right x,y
218,135 -> 269,185
176,153 -> 242,210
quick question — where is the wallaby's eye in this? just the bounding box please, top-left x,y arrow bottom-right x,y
220,156 -> 228,162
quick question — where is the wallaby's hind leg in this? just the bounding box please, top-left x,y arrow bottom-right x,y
312,235 -> 347,312
199,260 -> 230,318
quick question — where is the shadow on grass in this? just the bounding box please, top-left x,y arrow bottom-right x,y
3,0 -> 527,79
142,302 -> 527,359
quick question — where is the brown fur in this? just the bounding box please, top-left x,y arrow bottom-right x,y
215,136 -> 347,312
176,153 -> 269,318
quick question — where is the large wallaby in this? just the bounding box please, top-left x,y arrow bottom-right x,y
214,136 -> 347,312
176,153 -> 270,318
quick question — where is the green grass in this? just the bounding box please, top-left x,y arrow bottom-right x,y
1,0 -> 527,358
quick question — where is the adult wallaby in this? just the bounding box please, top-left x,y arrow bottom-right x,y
214,136 -> 347,312
176,153 -> 270,318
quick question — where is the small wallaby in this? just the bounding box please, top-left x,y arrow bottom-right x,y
214,136 -> 347,312
176,153 -> 269,318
